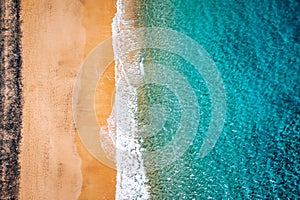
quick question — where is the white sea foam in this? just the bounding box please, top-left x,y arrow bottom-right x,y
112,0 -> 150,199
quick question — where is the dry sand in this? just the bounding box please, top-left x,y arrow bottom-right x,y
20,0 -> 117,199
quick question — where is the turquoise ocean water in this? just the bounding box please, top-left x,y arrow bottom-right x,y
133,0 -> 300,199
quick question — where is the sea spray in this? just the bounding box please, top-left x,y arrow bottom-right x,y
112,0 -> 150,199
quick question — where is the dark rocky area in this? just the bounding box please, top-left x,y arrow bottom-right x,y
0,0 -> 22,199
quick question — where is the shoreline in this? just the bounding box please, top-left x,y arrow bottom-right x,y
112,0 -> 151,198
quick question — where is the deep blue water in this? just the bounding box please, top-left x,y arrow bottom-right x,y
136,0 -> 300,199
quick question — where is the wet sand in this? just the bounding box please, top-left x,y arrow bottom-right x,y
78,1 -> 117,199
20,0 -> 116,199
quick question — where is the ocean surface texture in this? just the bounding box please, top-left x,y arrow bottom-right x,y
116,0 -> 300,199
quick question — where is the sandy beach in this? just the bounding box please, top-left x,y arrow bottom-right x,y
20,0 -> 116,199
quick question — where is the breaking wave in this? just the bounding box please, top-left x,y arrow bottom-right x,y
112,0 -> 150,199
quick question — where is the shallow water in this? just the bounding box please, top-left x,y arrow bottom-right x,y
132,0 -> 300,199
